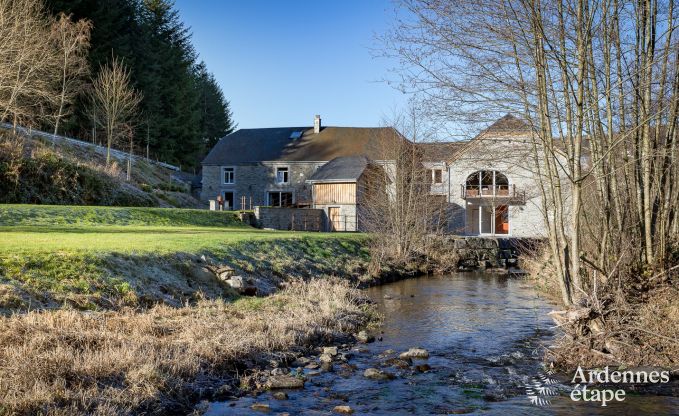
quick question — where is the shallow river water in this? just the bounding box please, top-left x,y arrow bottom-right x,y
207,273 -> 679,415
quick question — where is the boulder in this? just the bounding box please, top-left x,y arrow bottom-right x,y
323,346 -> 339,356
225,275 -> 244,289
271,367 -> 289,376
272,391 -> 288,400
415,364 -> 432,372
265,375 -> 304,389
399,348 -> 429,359
355,330 -> 375,343
333,405 -> 354,414
383,357 -> 411,369
363,368 -> 395,380
291,356 -> 311,367
320,362 -> 333,372
216,266 -> 236,280
251,403 -> 270,412
319,353 -> 333,363
224,276 -> 259,296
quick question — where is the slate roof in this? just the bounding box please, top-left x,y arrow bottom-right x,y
476,114 -> 532,138
307,156 -> 369,183
418,141 -> 469,162
202,126 -> 401,165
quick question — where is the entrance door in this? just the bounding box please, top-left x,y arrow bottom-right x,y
328,207 -> 341,231
466,204 -> 509,235
223,192 -> 234,210
480,206 -> 494,234
494,205 -> 509,234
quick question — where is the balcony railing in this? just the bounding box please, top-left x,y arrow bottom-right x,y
460,184 -> 526,204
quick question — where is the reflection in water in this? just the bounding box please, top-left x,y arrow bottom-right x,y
207,273 -> 679,415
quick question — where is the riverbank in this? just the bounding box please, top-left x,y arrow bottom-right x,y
522,246 -> 679,373
0,204 -> 378,312
210,273 -> 679,415
0,205 -> 389,415
0,280 -> 375,415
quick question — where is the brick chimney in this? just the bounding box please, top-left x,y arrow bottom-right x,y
314,115 -> 321,134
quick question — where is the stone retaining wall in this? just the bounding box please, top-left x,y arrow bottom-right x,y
434,236 -> 543,270
254,207 -> 325,231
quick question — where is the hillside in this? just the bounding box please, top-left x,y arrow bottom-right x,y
0,127 -> 202,208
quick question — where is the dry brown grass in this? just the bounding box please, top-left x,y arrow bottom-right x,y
0,280 -> 370,415
520,244 -> 563,304
524,243 -> 679,370
547,285 -> 679,370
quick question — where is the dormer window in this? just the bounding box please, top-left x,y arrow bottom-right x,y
276,167 -> 289,184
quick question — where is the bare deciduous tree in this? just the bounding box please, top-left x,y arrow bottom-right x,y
91,58 -> 142,166
384,0 -> 679,307
0,0 -> 60,127
50,12 -> 92,136
362,104 -> 449,272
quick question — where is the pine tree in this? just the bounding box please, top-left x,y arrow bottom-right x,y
44,0 -> 235,169
195,62 -> 235,152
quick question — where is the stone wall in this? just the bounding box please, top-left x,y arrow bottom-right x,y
201,161 -> 326,207
445,136 -> 549,238
434,235 -> 542,270
313,203 -> 358,232
254,207 -> 325,231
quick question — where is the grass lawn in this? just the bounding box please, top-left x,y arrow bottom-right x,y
0,204 -> 365,254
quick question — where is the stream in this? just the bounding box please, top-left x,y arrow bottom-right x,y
206,273 -> 679,415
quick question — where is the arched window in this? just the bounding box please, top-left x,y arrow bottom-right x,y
465,170 -> 510,197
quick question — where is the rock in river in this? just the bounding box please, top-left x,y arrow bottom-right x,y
363,368 -> 395,380
272,391 -> 288,400
291,356 -> 310,367
333,405 -> 354,414
251,403 -> 270,412
415,364 -> 432,372
383,357 -> 411,369
270,367 -> 289,376
399,348 -> 429,359
319,353 -> 333,363
265,375 -> 304,389
355,330 -> 375,343
323,346 -> 339,356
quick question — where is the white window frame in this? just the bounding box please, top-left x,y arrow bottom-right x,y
477,204 -> 511,236
275,166 -> 290,184
222,166 -> 235,184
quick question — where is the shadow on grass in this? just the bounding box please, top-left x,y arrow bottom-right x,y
0,226 -> 279,235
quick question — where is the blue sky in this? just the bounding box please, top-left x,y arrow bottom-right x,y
173,0 -> 407,129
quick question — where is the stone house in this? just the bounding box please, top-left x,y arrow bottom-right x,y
200,116 -> 400,231
200,114 -> 551,237
420,114 -> 550,238
305,155 -> 385,232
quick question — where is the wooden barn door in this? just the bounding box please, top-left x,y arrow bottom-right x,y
328,207 -> 341,231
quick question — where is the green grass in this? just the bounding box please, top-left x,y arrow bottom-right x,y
0,204 -> 366,255
0,204 -> 245,227
0,204 -> 370,311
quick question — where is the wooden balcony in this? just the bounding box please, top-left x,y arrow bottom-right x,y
460,184 -> 525,204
